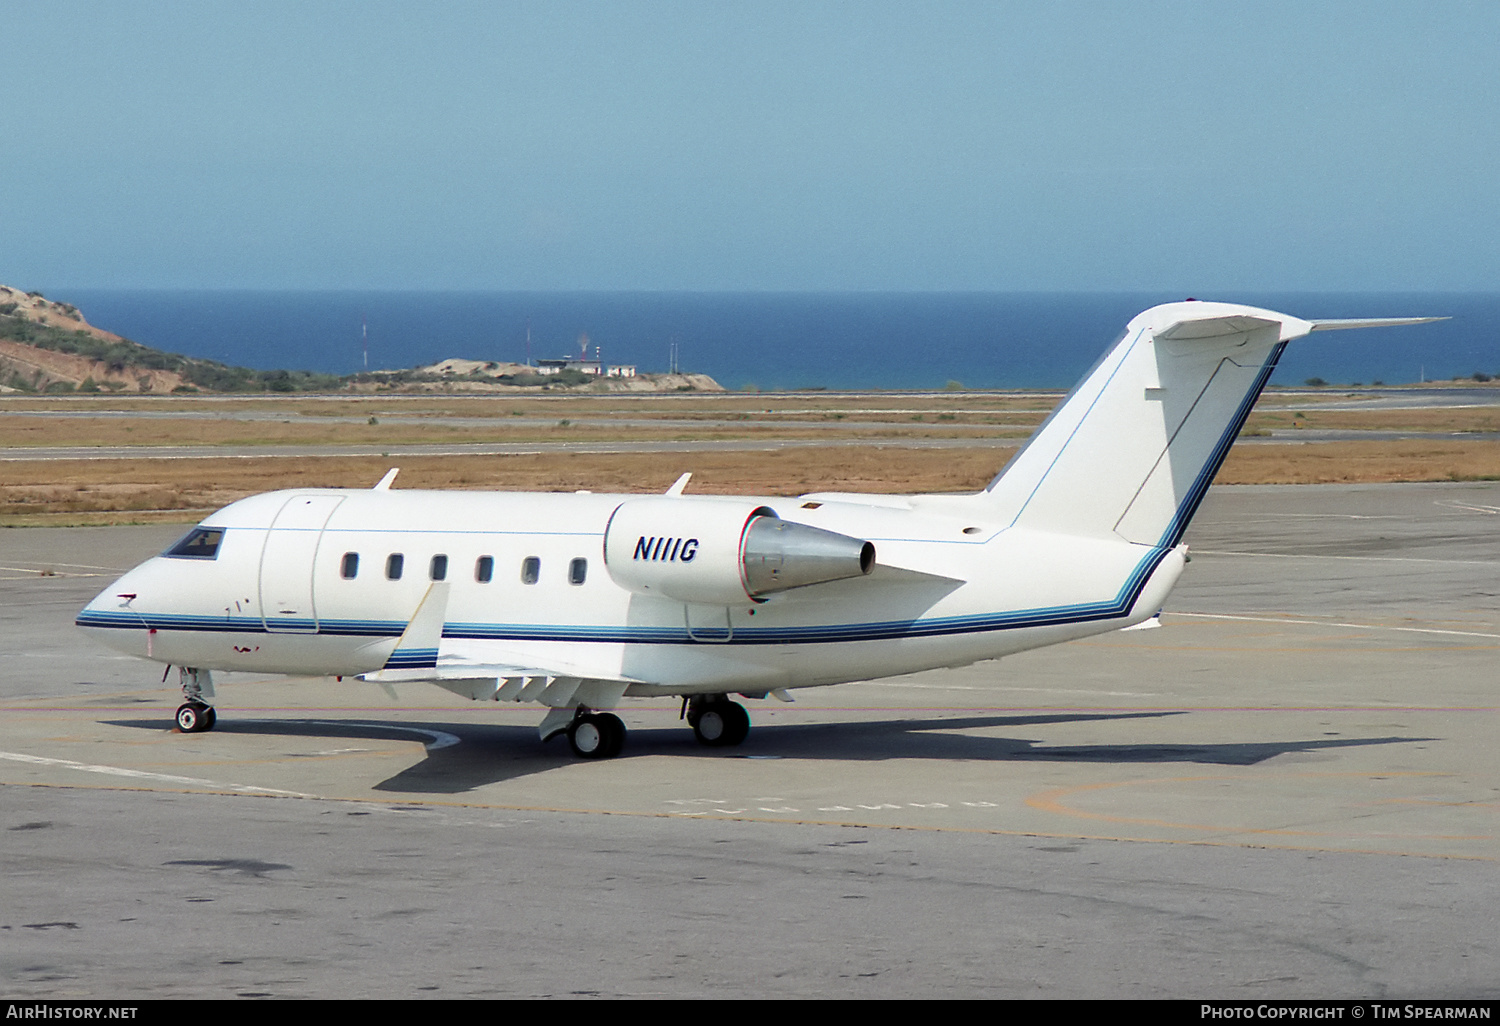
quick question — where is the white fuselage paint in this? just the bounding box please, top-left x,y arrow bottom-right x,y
78,486 -> 1184,696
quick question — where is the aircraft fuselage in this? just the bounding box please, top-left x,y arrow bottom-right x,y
79,486 -> 1183,695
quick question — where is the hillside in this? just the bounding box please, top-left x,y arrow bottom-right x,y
0,285 -> 186,393
0,285 -> 337,394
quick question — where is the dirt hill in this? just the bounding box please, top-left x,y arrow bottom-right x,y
0,286 -> 192,393
405,356 -> 724,393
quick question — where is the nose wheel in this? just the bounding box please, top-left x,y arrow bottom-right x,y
175,702 -> 216,733
174,666 -> 217,733
687,697 -> 750,747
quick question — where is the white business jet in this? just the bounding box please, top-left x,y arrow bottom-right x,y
77,302 -> 1438,758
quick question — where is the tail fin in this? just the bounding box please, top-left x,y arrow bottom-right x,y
982,302 -> 1442,547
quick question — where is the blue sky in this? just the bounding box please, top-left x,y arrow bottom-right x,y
4,0 -> 1498,292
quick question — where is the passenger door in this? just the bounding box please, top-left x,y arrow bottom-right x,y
259,494 -> 344,633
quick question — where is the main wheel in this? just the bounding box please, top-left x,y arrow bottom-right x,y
595,713 -> 626,758
175,702 -> 214,733
568,713 -> 625,759
691,700 -> 749,747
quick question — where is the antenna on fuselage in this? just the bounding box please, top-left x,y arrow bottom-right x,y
374,468 -> 399,490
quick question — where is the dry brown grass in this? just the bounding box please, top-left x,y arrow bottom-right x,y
3,391 -> 1498,526
1215,439 -> 1500,484
0,415 -> 843,448
0,412 -> 1027,449
1246,406 -> 1500,433
0,447 -> 1016,524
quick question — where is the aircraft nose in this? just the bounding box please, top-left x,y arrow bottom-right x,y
77,564 -> 148,625
75,562 -> 159,661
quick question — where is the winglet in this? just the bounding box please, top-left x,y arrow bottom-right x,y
380,582 -> 449,670
665,472 -> 692,496
374,468 -> 400,490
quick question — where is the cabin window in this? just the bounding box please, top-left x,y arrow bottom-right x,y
386,553 -> 404,580
430,554 -> 448,581
520,556 -> 540,585
475,556 -> 494,583
569,557 -> 588,585
341,552 -> 359,579
164,527 -> 223,560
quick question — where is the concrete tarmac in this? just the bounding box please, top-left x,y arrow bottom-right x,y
1,482 -> 1496,998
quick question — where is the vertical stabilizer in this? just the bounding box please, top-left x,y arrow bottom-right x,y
983,302 -> 1310,547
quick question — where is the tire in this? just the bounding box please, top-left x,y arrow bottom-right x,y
176,703 -> 208,733
692,701 -> 750,747
568,715 -> 609,759
720,702 -> 750,746
596,713 -> 625,758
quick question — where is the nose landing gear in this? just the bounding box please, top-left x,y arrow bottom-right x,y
175,702 -> 216,733
174,667 -> 217,733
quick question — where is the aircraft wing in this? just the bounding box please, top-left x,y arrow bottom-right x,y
360,658 -> 641,742
360,661 -> 643,689
356,581 -> 643,736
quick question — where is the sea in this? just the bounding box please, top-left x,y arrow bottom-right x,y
59,290 -> 1500,392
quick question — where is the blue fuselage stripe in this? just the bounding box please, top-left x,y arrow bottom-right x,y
75,543 -> 1176,646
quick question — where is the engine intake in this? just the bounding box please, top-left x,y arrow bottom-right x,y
603,497 -> 875,605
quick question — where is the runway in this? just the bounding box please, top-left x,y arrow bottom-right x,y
3,385 -> 1498,463
1,482 -> 1496,998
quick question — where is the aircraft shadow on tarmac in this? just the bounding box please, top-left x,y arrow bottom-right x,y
107,712 -> 1434,795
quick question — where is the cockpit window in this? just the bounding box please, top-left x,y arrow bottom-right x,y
164,528 -> 223,560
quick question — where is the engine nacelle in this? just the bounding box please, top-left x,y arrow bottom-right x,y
603,497 -> 875,605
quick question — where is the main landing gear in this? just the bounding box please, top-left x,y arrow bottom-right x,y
685,695 -> 750,748
175,666 -> 217,733
567,710 -> 626,760
548,695 -> 753,759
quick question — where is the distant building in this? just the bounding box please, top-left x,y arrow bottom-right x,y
536,358 -> 602,376
606,365 -> 636,378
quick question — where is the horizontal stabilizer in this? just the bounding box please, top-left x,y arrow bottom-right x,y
1154,315 -> 1281,340
1309,317 -> 1448,332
